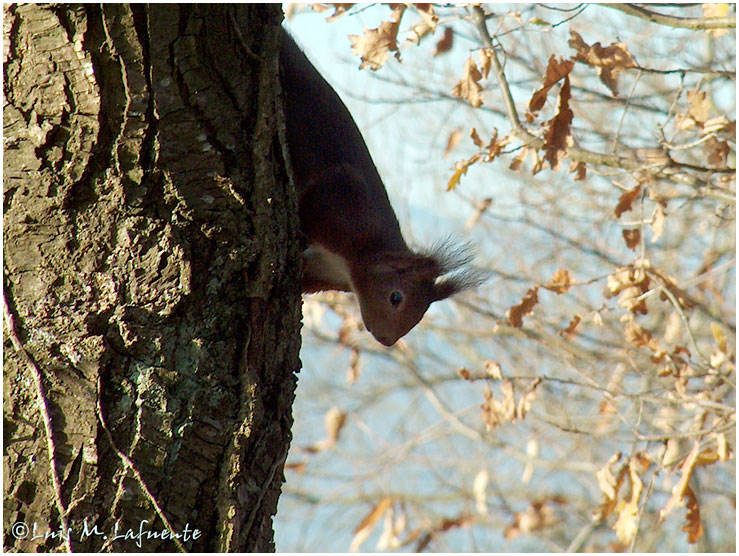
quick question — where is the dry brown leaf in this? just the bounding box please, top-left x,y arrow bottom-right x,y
606,265 -> 650,314
516,377 -> 542,420
624,321 -> 663,356
478,48 -> 493,80
545,267 -> 573,294
559,315 -> 581,338
704,136 -> 730,168
347,347 -> 361,384
543,75 -> 574,170
414,3 -> 438,30
415,514 -> 474,552
614,185 -> 642,217
597,399 -> 617,432
284,460 -> 307,473
473,469 -> 489,516
568,30 -> 636,96
660,441 -> 700,522
499,380 -> 516,421
349,5 -> 405,70
312,3 -> 355,21
509,147 -> 529,171
447,152 -> 481,191
613,458 -> 645,545
485,129 -> 514,162
682,485 -> 704,543
521,438 -> 539,485
351,497 -> 393,551
444,128 -> 463,157
688,90 -> 712,124
507,286 -> 539,328
651,266 -> 694,310
434,26 -> 454,55
622,229 -> 641,250
376,506 -> 405,551
650,203 -> 666,242
528,55 -> 575,121
452,56 -> 484,107
711,322 -> 727,353
504,500 -> 558,539
596,452 -> 623,501
569,159 -> 587,181
324,406 -> 347,444
480,380 -> 516,430
714,431 -> 730,462
484,360 -> 503,380
470,127 -> 484,148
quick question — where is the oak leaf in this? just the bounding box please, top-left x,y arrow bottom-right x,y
622,229 -> 640,250
351,497 -> 393,552
312,3 -> 355,21
650,203 -> 666,242
452,56 -> 484,107
681,486 -> 704,543
447,152 -> 481,191
433,26 -> 454,55
507,286 -> 539,328
528,55 -> 575,121
614,185 -> 641,217
569,159 -> 587,181
349,5 -> 405,70
545,267 -> 573,294
568,30 -> 636,96
559,315 -> 581,338
444,128 -> 463,157
542,75 -> 574,170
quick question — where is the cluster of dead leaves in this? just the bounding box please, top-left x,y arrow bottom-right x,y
316,4 -> 441,70
451,49 -> 492,108
447,30 -> 639,184
504,495 -> 566,540
675,88 -> 735,169
568,30 -> 636,97
349,497 -> 473,552
457,360 -> 541,431
506,267 -> 574,328
605,258 -> 692,318
446,128 -> 514,191
595,435 -> 732,547
479,376 -> 542,431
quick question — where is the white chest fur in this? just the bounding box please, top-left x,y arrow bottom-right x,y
303,243 -> 353,291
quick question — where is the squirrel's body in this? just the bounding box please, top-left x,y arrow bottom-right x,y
279,31 -> 479,345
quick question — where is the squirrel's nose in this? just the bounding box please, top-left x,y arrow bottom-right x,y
375,334 -> 397,347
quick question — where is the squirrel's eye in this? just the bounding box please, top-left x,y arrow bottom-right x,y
389,291 -> 403,307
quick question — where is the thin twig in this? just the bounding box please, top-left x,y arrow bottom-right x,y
612,69 -> 643,153
3,294 -> 73,552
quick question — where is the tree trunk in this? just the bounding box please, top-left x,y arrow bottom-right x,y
3,4 -> 301,552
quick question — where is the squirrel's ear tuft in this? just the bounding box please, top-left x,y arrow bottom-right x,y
420,238 -> 476,275
432,269 -> 488,301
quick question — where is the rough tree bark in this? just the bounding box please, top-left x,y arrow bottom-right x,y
3,4 -> 301,552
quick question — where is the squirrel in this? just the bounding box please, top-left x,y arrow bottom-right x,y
279,31 -> 483,346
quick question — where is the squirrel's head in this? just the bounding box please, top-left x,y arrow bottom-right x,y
351,241 -> 485,346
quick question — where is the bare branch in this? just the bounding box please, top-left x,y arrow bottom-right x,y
603,3 -> 736,30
